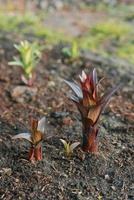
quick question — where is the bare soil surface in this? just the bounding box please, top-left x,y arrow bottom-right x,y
0,36 -> 134,200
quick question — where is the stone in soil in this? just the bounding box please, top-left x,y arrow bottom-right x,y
11,86 -> 37,103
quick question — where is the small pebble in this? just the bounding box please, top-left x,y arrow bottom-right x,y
11,86 -> 37,103
1,168 -> 12,176
105,174 -> 110,180
15,178 -> 19,183
111,185 -> 116,191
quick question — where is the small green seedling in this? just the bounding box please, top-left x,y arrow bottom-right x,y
60,139 -> 80,157
9,40 -> 41,86
62,41 -> 79,59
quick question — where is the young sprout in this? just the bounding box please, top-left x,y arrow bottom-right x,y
9,40 -> 41,86
65,69 -> 120,154
62,41 -> 79,59
12,117 -> 46,162
60,139 -> 80,157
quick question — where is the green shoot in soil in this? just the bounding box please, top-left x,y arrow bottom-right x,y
62,41 -> 79,59
9,40 -> 41,86
60,139 -> 80,157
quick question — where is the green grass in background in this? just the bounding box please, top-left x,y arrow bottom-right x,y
0,4 -> 133,63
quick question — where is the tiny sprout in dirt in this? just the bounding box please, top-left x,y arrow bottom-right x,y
62,41 -> 79,59
60,139 -> 80,157
9,40 -> 42,86
65,69 -> 120,154
12,117 -> 46,162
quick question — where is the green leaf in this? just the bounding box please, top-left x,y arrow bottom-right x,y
70,142 -> 80,151
60,139 -> 68,149
71,41 -> 79,58
62,47 -> 71,58
9,40 -> 42,78
8,60 -> 23,66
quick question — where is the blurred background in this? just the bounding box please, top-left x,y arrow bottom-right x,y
0,0 -> 134,63
0,2 -> 134,199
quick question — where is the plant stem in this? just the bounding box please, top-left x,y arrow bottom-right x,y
34,145 -> 42,161
82,120 -> 98,153
28,145 -> 42,161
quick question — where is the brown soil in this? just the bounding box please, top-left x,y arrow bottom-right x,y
0,36 -> 133,200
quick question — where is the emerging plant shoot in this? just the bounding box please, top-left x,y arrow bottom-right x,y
60,139 -> 80,157
62,41 -> 79,59
9,40 -> 41,86
65,69 -> 120,153
12,117 -> 46,162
